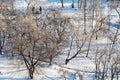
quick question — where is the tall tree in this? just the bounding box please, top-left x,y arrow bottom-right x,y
83,0 -> 87,34
8,15 -> 46,79
60,0 -> 64,8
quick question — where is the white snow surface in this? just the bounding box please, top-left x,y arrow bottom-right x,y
13,0 -> 28,10
1,0 -> 120,80
0,54 -> 96,80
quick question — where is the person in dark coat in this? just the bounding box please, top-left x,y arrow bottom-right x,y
32,6 -> 35,14
39,6 -> 42,14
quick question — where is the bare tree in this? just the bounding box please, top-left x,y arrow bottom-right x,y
8,15 -> 47,79
83,0 -> 87,34
94,32 -> 120,80
0,1 -> 12,55
60,0 -> 64,8
94,48 -> 110,80
0,16 -> 7,54
0,23 -> 8,55
38,10 -> 71,65
65,33 -> 87,64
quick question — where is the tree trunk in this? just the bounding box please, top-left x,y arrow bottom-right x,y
116,71 -> 119,80
79,0 -> 83,9
29,67 -> 34,79
49,53 -> 53,65
0,49 -> 2,55
61,0 -> 64,8
84,0 -> 87,34
78,0 -> 80,8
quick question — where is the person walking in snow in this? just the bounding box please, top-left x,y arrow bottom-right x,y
32,6 -> 35,14
39,6 -> 42,14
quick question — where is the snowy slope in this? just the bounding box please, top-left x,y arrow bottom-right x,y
0,54 -> 96,80
1,0 -> 120,80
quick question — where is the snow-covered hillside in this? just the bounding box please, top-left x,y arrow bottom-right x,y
0,54 -> 96,80
0,0 -> 120,80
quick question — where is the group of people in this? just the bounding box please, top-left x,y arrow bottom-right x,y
32,6 -> 42,14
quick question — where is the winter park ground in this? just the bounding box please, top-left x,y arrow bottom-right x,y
0,0 -> 120,80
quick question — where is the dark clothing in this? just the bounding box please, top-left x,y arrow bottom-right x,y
39,6 -> 42,14
32,7 -> 35,13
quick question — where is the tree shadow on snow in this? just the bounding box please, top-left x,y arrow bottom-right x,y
0,78 -> 28,80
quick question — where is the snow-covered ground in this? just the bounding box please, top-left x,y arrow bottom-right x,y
14,0 -> 28,10
0,0 -> 120,80
0,54 -> 96,80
